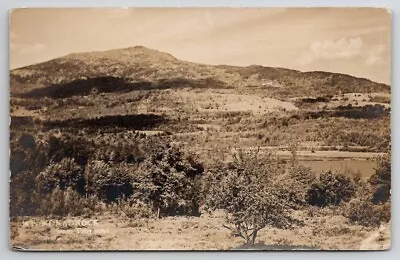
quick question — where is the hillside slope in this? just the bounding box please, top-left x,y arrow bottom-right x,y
10,46 -> 390,99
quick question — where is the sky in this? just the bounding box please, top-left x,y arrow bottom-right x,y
9,8 -> 391,84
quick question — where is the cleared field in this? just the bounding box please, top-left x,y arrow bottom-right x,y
174,89 -> 297,114
10,211 -> 389,251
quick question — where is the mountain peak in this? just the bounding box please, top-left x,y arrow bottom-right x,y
60,45 -> 177,64
125,45 -> 151,51
108,45 -> 177,61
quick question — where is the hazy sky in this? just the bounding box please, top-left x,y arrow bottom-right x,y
10,8 -> 391,84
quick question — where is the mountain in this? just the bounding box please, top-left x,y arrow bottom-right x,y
9,46 -> 391,155
10,46 -> 391,99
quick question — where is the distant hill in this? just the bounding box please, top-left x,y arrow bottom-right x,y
10,46 -> 391,99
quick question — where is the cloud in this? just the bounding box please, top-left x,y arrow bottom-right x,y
10,43 -> 49,54
365,44 -> 386,66
297,37 -> 364,65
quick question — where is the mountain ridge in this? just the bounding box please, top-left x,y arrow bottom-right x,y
10,46 -> 391,98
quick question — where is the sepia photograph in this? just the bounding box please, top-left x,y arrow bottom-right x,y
9,7 -> 391,251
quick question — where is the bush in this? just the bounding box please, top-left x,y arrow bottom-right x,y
344,197 -> 390,227
284,164 -> 316,207
306,171 -> 355,207
10,131 -> 48,176
37,187 -> 101,217
204,149 -> 297,245
36,158 -> 85,195
10,171 -> 40,216
342,153 -> 391,227
369,153 -> 391,204
84,160 -> 134,202
19,133 -> 36,149
47,134 -> 93,166
119,199 -> 155,219
133,142 -> 204,217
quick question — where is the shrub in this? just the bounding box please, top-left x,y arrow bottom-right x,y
84,160 -> 134,202
47,134 -> 93,166
344,197 -> 390,227
10,131 -> 48,176
306,171 -> 355,207
10,171 -> 40,216
133,142 -> 204,217
284,164 -> 316,207
369,153 -> 391,204
18,133 -> 36,149
119,199 -> 155,219
204,149 -> 297,245
36,158 -> 85,195
37,187 -> 100,217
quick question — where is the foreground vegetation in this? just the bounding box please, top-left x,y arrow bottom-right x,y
10,126 -> 391,249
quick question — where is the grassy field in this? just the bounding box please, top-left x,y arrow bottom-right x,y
10,210 -> 390,251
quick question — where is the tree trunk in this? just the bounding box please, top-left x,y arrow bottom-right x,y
250,229 -> 258,244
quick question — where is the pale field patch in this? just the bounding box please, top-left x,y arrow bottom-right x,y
172,89 -> 297,114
